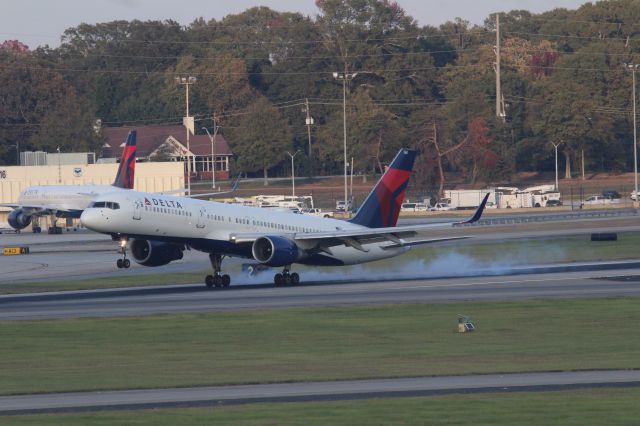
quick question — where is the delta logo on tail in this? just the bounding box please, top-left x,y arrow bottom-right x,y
349,149 -> 417,229
113,130 -> 137,190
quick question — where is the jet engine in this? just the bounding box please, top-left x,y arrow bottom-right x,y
251,236 -> 300,267
8,209 -> 32,230
130,238 -> 184,267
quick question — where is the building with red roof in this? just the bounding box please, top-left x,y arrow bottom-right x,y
101,125 -> 233,181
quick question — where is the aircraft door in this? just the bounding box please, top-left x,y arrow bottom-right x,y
133,199 -> 143,220
196,207 -> 206,229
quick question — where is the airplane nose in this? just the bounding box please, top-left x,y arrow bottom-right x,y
80,209 -> 100,231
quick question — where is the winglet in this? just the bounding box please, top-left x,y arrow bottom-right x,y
458,193 -> 490,225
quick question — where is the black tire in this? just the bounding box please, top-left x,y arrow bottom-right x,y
291,272 -> 300,285
274,273 -> 283,286
123,259 -> 131,268
116,259 -> 123,269
222,274 -> 231,287
283,274 -> 292,285
205,275 -> 214,288
214,275 -> 222,288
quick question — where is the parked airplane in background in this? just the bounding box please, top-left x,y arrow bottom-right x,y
81,148 -> 489,287
0,130 -> 137,233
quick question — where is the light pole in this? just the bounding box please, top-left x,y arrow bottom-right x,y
202,119 -> 220,190
175,76 -> 197,195
550,141 -> 562,192
56,146 -> 61,184
333,71 -> 358,212
626,63 -> 640,206
286,150 -> 301,197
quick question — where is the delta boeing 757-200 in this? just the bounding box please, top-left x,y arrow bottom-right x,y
0,130 -> 137,233
81,148 -> 489,287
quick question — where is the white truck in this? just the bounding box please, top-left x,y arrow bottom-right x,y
302,208 -> 334,218
445,189 -> 497,209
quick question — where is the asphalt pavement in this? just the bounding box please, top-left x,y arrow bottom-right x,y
2,370 -> 639,414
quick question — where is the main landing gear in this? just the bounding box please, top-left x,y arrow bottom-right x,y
274,267 -> 299,286
206,253 -> 230,289
116,237 -> 131,269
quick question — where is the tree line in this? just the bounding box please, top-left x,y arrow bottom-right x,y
1,0 -> 640,193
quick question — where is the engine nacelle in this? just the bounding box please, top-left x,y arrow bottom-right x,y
252,236 -> 300,267
130,238 -> 184,267
8,209 -> 32,230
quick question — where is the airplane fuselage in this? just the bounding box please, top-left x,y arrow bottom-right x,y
81,191 -> 409,266
18,185 -> 127,215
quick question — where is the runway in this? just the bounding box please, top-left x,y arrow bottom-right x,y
2,370 -> 639,414
2,262 -> 640,320
1,218 -> 639,284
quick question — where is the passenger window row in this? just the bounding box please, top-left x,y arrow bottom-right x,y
144,206 -> 191,216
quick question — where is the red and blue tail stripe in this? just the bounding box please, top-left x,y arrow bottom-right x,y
349,148 -> 417,228
113,130 -> 137,189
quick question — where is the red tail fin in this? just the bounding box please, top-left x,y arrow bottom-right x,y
112,130 -> 136,189
349,148 -> 417,228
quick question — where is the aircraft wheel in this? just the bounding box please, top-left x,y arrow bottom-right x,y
290,273 -> 300,285
205,275 -> 214,288
214,274 -> 223,288
274,273 -> 283,286
123,259 -> 131,268
222,274 -> 231,288
283,274 -> 292,285
116,259 -> 123,269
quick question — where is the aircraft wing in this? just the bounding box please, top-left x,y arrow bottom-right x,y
230,193 -> 489,252
0,204 -> 79,215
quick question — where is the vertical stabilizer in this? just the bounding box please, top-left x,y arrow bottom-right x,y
112,130 -> 136,189
349,148 -> 417,228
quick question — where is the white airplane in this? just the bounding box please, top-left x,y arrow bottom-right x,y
0,131 -> 137,233
80,148 -> 489,287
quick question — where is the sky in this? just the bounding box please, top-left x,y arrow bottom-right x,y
2,0 -> 591,49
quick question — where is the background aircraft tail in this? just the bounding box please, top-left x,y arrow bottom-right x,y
348,148 -> 417,228
112,130 -> 136,189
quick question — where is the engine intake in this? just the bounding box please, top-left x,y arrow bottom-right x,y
130,238 -> 184,267
252,236 -> 300,267
8,209 -> 32,230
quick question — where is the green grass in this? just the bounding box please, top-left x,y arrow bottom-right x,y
0,271 -> 209,294
5,388 -> 640,425
1,298 -> 639,395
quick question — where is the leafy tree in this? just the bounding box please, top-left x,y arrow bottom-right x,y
226,96 -> 292,184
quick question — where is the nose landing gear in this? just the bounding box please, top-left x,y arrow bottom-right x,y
116,237 -> 130,269
206,253 -> 231,289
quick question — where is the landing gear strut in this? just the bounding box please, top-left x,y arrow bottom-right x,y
274,266 -> 299,286
116,237 -> 131,269
205,253 -> 230,289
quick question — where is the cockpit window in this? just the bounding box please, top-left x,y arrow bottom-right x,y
89,201 -> 120,209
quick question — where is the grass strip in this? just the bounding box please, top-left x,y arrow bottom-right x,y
1,298 -> 639,395
0,271 -> 209,295
4,387 -> 640,425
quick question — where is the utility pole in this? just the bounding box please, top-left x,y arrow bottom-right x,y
57,146 -> 62,184
202,116 -> 219,190
304,98 -> 313,156
176,76 -> 197,196
350,156 -> 354,204
495,14 -> 505,122
286,150 -> 301,197
550,141 -> 562,192
333,71 -> 358,214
